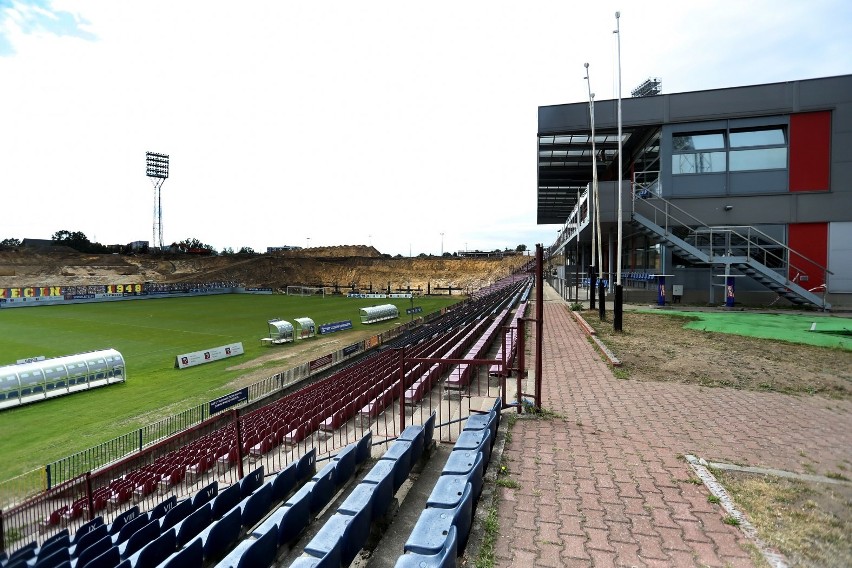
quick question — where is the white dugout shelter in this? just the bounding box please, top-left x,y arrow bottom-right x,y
0,349 -> 126,410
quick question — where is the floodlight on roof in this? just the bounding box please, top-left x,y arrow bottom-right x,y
631,78 -> 662,98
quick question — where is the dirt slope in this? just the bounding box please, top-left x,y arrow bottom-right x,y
0,246 -> 532,294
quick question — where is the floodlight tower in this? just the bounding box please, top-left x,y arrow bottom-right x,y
146,152 -> 169,250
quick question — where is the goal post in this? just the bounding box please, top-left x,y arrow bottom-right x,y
285,285 -> 326,297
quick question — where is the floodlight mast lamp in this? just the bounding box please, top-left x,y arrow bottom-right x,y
145,152 -> 169,250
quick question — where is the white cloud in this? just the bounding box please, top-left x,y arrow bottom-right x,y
1,1 -> 851,256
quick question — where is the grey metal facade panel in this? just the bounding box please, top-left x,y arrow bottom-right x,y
539,75 -> 852,132
667,83 -> 794,120
828,222 -> 852,293
670,174 -> 727,197
729,171 -> 788,195
797,76 -> 852,110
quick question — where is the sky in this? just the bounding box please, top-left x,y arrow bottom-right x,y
2,1 -> 851,257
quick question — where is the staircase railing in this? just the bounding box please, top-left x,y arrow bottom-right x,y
631,185 -> 831,308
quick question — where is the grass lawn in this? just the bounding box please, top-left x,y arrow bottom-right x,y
0,293 -> 458,481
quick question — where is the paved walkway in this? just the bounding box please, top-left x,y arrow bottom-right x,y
495,284 -> 852,567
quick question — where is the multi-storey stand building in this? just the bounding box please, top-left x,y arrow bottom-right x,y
539,74 -> 852,310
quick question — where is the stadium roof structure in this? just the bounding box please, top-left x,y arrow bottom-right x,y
537,112 -> 656,224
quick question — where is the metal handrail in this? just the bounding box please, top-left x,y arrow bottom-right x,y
631,186 -> 831,307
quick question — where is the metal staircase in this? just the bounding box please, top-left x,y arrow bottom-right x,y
630,190 -> 831,310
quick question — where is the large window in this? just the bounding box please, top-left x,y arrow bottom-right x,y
729,127 -> 787,171
672,132 -> 726,174
672,126 -> 787,175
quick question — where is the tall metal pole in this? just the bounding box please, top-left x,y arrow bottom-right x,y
586,63 -> 606,318
614,11 -> 624,331
534,244 -> 543,411
575,187 -> 580,301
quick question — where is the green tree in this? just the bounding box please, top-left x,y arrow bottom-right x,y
238,246 -> 256,254
176,238 -> 215,254
221,247 -> 235,255
0,238 -> 21,249
516,244 -> 527,252
51,230 -> 109,253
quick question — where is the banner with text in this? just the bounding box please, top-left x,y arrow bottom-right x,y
175,342 -> 245,369
209,387 -> 249,414
318,320 -> 353,335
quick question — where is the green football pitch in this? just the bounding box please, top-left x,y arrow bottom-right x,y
0,294 -> 459,481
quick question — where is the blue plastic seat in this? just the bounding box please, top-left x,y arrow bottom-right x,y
126,528 -> 175,568
157,536 -> 203,568
119,518 -> 161,559
9,540 -> 36,563
361,459 -> 395,520
240,482 -> 273,528
306,502 -> 371,567
452,429 -> 491,467
72,523 -> 108,557
428,474 -> 472,510
332,443 -> 357,486
73,534 -> 113,568
199,507 -> 241,563
113,513 -> 148,546
175,503 -> 213,548
270,461 -> 298,502
422,412 -> 437,449
354,431 -> 373,465
404,483 -> 472,557
379,440 -> 412,492
337,482 -> 374,520
212,522 -> 278,568
72,517 -> 105,546
279,485 -> 313,544
210,483 -> 241,520
191,481 -> 218,511
149,495 -> 177,521
309,462 -> 337,514
31,547 -> 69,568
160,497 -> 193,531
296,534 -> 341,568
394,525 -> 457,568
464,411 -> 498,450
35,532 -> 69,561
397,424 -> 425,465
78,543 -> 118,568
443,450 -> 483,501
289,555 -> 323,567
108,506 -> 140,536
41,529 -> 70,550
295,448 -> 317,482
239,465 -> 264,498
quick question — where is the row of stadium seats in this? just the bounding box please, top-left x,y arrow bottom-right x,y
289,414 -> 436,567
489,300 -> 527,377
14,276 -> 528,564
445,303 -> 515,390
395,399 -> 500,567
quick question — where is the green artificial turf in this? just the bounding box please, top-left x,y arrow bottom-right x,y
638,310 -> 852,351
0,294 -> 458,481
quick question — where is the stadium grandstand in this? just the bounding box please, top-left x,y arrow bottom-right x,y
0,251 -> 542,567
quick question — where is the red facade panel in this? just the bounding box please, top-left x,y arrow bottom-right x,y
789,111 -> 831,192
788,223 -> 828,288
